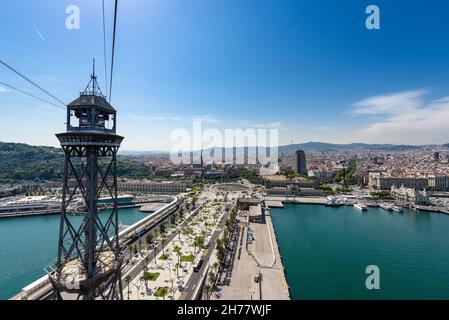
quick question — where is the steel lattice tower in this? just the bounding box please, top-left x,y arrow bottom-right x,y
49,66 -> 124,300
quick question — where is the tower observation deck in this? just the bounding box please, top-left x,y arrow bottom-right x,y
49,67 -> 124,300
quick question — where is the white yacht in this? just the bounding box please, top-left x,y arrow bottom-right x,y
354,203 -> 368,211
391,205 -> 404,213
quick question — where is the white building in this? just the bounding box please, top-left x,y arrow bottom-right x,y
391,185 -> 430,205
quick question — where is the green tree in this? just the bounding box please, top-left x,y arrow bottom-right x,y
125,275 -> 132,300
173,245 -> 183,278
146,233 -> 154,246
194,236 -> 205,253
141,272 -> 152,291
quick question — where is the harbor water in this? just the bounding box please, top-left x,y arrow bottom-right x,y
271,204 -> 449,300
0,208 -> 152,300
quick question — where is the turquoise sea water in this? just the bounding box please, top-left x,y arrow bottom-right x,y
0,208 -> 150,300
271,204 -> 449,300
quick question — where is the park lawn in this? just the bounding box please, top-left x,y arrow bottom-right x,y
181,255 -> 195,263
154,287 -> 170,298
159,253 -> 170,260
144,272 -> 160,281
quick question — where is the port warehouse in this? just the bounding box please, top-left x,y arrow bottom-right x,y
40,179 -> 190,194
12,196 -> 180,300
117,180 -> 189,194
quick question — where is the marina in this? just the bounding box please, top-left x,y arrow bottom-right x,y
271,204 -> 449,300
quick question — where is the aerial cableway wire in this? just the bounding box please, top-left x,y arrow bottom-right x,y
0,60 -> 67,107
102,0 -> 109,98
109,0 -> 118,103
0,81 -> 65,110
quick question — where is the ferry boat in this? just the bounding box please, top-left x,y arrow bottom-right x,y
354,203 -> 368,211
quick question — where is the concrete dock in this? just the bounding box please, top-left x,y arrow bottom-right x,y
265,200 -> 284,208
264,196 -> 328,205
217,206 -> 290,300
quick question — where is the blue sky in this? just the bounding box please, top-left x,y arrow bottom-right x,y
1,0 -> 449,150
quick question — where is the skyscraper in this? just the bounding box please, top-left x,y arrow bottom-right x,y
295,150 -> 307,175
244,146 -> 249,165
434,152 -> 440,161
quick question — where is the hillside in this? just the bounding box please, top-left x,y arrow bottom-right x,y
0,142 -> 152,182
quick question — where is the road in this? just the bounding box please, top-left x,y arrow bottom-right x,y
184,206 -> 232,300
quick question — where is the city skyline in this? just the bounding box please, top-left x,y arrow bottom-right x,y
3,0 -> 449,304
2,0 -> 449,151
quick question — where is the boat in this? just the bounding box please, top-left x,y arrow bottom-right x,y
391,205 -> 403,213
326,202 -> 343,207
354,203 -> 368,211
379,203 -> 393,212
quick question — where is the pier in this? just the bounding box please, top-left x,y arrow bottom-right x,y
216,201 -> 290,300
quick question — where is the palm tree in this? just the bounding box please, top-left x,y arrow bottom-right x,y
194,236 -> 205,254
212,262 -> 220,275
125,275 -> 132,300
169,279 -> 175,300
160,222 -> 166,235
146,233 -> 154,247
204,284 -> 212,300
161,238 -> 167,255
207,272 -> 216,300
132,282 -> 143,300
143,257 -> 150,271
173,245 -> 183,278
160,287 -> 169,301
141,272 -> 153,291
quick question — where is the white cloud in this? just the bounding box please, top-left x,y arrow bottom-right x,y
0,85 -> 7,93
192,115 -> 219,124
253,121 -> 282,129
353,89 -> 449,144
351,89 -> 425,115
